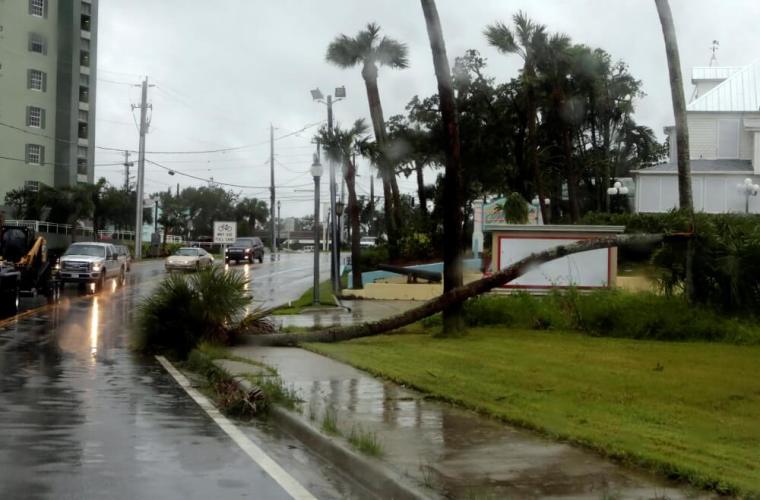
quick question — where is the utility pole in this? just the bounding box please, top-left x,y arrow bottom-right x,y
276,200 -> 281,260
122,150 -> 132,191
133,77 -> 150,260
269,124 -> 276,261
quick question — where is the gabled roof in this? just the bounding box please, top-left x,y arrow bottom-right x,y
687,60 -> 760,112
632,159 -> 752,174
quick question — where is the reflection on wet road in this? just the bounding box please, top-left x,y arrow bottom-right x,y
0,253 -> 332,499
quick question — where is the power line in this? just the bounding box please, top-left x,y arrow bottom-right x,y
97,120 -> 324,155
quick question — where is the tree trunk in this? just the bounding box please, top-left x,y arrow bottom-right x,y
345,159 -> 363,289
421,0 -> 464,337
415,160 -> 428,218
564,127 -> 581,222
525,68 -> 549,224
655,0 -> 695,302
245,234 -> 664,346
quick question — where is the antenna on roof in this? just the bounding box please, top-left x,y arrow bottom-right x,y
709,40 -> 719,67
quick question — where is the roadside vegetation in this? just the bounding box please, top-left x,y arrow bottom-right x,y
132,266 -> 249,358
307,327 -> 760,496
270,279 -> 336,315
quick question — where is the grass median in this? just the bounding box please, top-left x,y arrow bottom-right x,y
306,327 -> 760,496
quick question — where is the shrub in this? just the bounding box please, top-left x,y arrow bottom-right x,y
358,245 -> 389,270
434,290 -> 760,344
398,232 -> 435,262
133,266 -> 250,358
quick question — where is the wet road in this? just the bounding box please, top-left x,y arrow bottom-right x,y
0,253 -> 348,500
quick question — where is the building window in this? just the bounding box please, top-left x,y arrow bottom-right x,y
81,38 -> 90,51
25,144 -> 44,164
77,145 -> 88,158
80,50 -> 90,67
29,33 -> 47,54
79,86 -> 89,103
24,180 -> 41,192
29,0 -> 46,18
81,2 -> 91,15
78,109 -> 89,122
77,158 -> 88,175
28,69 -> 46,91
26,106 -> 45,129
81,13 -> 91,31
78,122 -> 88,139
80,73 -> 90,87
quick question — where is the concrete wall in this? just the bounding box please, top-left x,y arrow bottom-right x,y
0,0 -> 97,203
0,0 -> 60,200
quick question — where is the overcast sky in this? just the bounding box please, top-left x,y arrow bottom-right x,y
93,0 -> 760,219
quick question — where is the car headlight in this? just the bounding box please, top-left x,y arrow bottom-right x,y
92,263 -> 102,272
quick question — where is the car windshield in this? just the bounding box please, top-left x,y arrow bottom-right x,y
175,248 -> 199,256
64,244 -> 105,257
232,240 -> 252,247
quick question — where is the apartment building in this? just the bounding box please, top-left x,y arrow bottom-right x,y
0,0 -> 98,205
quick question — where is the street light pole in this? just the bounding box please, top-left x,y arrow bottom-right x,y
311,86 -> 345,295
311,153 -> 323,306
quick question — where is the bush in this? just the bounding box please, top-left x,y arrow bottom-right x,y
581,211 -> 760,315
422,290 -> 760,344
398,232 -> 435,262
133,266 -> 250,358
358,245 -> 390,270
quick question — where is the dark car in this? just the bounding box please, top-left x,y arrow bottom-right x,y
224,237 -> 264,264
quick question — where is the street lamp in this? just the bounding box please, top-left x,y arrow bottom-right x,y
737,177 -> 759,214
310,153 -> 323,306
311,86 -> 346,295
335,199 -> 345,285
607,181 -> 629,213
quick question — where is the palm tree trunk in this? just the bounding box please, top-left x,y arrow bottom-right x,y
362,70 -> 399,260
655,0 -> 695,302
421,0 -> 464,337
564,127 -> 581,222
415,160 -> 427,217
345,159 -> 363,289
245,234 -> 664,346
525,70 -> 549,223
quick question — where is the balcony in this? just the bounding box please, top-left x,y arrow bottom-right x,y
81,14 -> 91,32
78,122 -> 88,140
80,50 -> 90,67
79,86 -> 89,103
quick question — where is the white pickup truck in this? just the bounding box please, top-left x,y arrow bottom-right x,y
58,242 -> 126,291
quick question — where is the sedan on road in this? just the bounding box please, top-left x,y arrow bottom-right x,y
165,247 -> 214,272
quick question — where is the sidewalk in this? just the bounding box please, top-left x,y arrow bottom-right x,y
228,304 -> 711,499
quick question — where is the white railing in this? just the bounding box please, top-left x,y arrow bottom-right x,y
5,220 -> 137,241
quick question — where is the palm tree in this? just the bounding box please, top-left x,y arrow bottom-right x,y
326,23 -> 408,259
421,0 -> 465,336
654,0 -> 694,301
485,12 -> 550,222
317,119 -> 371,289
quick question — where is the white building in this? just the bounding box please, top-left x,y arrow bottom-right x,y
633,60 -> 760,213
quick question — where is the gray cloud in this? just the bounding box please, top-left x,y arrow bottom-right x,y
94,0 -> 760,217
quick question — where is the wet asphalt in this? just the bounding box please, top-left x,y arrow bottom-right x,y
0,253 -> 353,500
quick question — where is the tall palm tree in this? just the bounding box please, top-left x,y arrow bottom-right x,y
317,119 -> 371,289
485,12 -> 550,222
655,0 -> 694,301
421,0 -> 465,336
326,23 -> 408,259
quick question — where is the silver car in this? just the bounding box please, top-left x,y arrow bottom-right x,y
165,247 -> 214,272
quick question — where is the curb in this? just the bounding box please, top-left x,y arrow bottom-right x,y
234,376 -> 435,500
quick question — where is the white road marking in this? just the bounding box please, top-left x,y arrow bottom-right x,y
155,356 -> 317,500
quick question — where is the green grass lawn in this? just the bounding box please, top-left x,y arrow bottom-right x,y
307,327 -> 760,495
271,279 -> 336,315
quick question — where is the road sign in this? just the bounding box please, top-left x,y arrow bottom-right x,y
213,221 -> 236,244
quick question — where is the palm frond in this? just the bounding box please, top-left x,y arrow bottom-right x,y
326,35 -> 362,67
484,22 -> 519,55
375,37 -> 409,68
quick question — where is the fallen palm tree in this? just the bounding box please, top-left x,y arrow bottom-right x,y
246,234 -> 666,346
